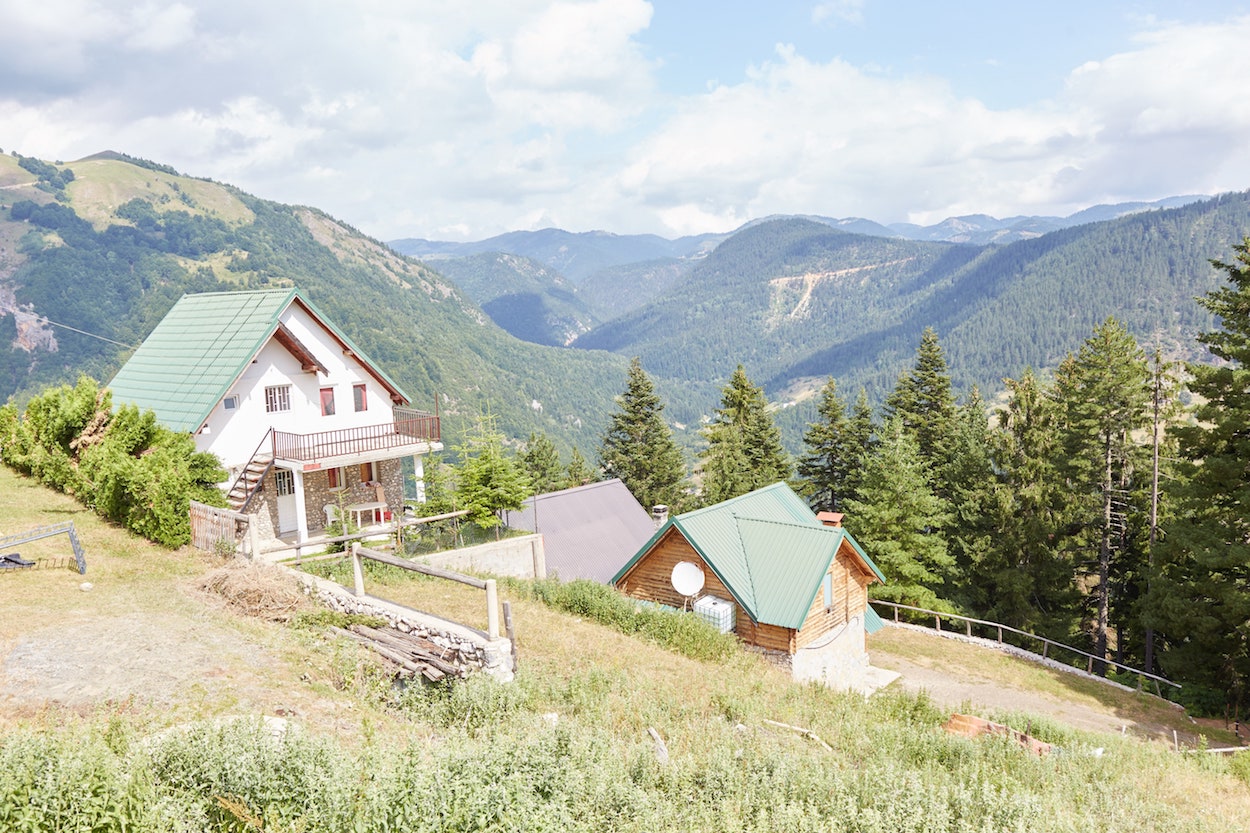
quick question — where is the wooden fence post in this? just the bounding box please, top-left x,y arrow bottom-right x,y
532,537 -> 547,580
486,579 -> 500,639
352,542 -> 365,597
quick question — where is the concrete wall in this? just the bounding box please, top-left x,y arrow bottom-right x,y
414,534 -> 546,580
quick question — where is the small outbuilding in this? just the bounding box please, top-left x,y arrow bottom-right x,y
506,479 -> 657,583
611,482 -> 890,690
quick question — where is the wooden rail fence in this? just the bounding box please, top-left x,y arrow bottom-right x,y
870,599 -> 1180,694
351,543 -> 502,639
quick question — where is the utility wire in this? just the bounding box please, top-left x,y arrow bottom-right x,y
14,312 -> 135,349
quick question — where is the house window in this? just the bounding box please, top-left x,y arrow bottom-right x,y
265,385 -> 291,413
353,383 -> 367,412
822,572 -> 835,613
327,466 -> 343,490
320,387 -> 336,416
274,469 -> 295,496
359,462 -> 374,483
222,394 -> 239,411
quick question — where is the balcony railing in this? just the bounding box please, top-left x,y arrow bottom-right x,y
272,408 -> 440,462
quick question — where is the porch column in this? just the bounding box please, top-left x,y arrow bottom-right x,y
293,468 -> 310,544
412,454 -> 427,503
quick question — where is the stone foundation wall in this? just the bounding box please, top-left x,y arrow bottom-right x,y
297,571 -> 515,683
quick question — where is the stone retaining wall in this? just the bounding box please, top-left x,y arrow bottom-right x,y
295,570 -> 515,683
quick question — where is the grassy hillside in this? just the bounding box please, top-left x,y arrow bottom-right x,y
2,464 -> 1249,830
0,152 -> 626,455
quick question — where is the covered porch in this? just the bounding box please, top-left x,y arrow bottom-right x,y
250,408 -> 443,548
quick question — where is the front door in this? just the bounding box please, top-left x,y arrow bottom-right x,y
275,469 -> 297,535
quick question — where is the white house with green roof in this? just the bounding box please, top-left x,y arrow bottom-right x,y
612,482 -> 892,691
109,288 -> 442,548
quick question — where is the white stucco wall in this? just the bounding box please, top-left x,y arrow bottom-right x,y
195,302 -> 398,469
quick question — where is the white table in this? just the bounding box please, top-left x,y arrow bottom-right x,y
347,501 -> 386,527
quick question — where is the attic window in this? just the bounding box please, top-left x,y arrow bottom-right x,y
265,385 -> 291,413
222,395 -> 239,411
353,383 -> 367,412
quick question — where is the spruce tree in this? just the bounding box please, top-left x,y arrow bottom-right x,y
455,413 -> 533,535
976,369 -> 1078,635
1151,240 -> 1250,710
844,416 -> 953,610
1052,319 -> 1150,671
565,446 -> 595,488
796,377 -> 856,512
521,431 -> 564,495
884,327 -> 957,477
699,365 -> 790,505
598,357 -> 686,511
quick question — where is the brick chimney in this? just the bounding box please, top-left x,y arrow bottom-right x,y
651,504 -> 669,527
816,511 -> 843,528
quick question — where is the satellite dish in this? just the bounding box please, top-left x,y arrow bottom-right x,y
671,561 -> 705,597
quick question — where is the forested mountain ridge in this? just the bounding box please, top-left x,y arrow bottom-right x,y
0,152 -> 626,453
574,194 -> 1250,419
429,251 -> 599,347
389,227 -> 722,283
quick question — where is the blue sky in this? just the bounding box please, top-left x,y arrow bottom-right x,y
3,1 -> 1249,241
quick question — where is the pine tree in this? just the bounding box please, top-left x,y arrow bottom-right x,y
884,327 -> 957,477
455,413 -> 533,535
1151,240 -> 1250,710
699,365 -> 791,505
564,446 -> 595,489
942,388 -> 999,609
521,431 -> 564,495
598,357 -> 686,511
976,369 -> 1078,635
1052,318 -> 1150,672
796,377 -> 856,512
844,416 -> 953,610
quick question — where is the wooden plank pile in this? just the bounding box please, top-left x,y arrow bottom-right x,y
331,623 -> 464,682
943,713 -> 1052,756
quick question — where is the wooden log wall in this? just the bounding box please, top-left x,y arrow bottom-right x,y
616,529 -> 795,653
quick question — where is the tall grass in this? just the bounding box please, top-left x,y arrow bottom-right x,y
2,707 -> 1242,832
518,577 -> 740,663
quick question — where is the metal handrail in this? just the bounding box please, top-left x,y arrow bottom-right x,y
226,428 -> 273,513
272,411 -> 440,462
870,599 -> 1181,690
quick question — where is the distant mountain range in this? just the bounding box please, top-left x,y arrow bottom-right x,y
1,148 -> 1244,459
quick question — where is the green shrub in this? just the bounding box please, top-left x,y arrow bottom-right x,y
523,577 -> 738,662
0,378 -> 226,548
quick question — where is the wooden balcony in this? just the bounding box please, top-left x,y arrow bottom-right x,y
272,408 -> 440,463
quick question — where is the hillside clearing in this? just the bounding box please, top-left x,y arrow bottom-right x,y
2,466 -> 1250,829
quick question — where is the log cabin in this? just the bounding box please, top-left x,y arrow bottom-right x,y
612,482 -> 887,688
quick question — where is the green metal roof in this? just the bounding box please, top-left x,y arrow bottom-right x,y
613,482 -> 886,630
108,288 -> 409,433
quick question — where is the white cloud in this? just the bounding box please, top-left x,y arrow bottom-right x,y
811,0 -> 864,26
2,4 -> 1250,240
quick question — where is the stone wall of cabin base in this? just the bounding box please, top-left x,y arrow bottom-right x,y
294,571 -> 515,683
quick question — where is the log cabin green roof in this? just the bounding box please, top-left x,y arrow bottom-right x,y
107,288 -> 408,433
612,482 -> 885,629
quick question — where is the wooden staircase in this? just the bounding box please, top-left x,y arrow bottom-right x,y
227,454 -> 274,511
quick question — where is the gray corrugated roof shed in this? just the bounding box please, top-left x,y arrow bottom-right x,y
507,479 -> 656,583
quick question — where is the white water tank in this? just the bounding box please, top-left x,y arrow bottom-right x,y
693,595 -> 736,633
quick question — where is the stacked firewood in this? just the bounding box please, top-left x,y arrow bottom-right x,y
331,623 -> 464,682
